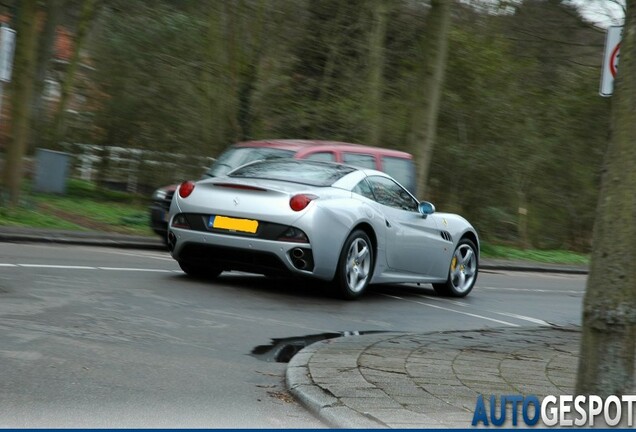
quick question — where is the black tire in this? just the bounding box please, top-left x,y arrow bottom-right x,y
334,230 -> 374,300
178,261 -> 222,279
433,239 -> 478,297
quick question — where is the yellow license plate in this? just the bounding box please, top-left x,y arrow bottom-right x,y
210,215 -> 258,234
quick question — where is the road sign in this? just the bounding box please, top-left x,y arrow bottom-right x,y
0,26 -> 16,82
600,26 -> 622,97
0,25 -> 16,123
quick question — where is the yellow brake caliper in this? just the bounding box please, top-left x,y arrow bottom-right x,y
451,256 -> 457,272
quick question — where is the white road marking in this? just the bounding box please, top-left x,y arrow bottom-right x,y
419,295 -> 552,326
496,312 -> 550,326
18,264 -> 97,270
221,271 -> 264,277
97,267 -> 175,273
75,246 -> 174,261
1,243 -> 173,262
382,294 -> 519,327
480,286 -> 583,294
1,263 -> 177,273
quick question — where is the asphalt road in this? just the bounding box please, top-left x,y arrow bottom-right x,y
0,243 -> 586,427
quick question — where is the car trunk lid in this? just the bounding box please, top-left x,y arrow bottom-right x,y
174,178 -> 322,225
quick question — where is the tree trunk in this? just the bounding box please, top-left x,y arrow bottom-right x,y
576,0 -> 636,396
31,0 -> 64,148
313,2 -> 346,138
50,0 -> 95,147
366,0 -> 388,147
221,1 -> 241,143
517,192 -> 530,249
202,6 -> 221,154
236,0 -> 267,141
408,0 -> 451,198
2,0 -> 40,207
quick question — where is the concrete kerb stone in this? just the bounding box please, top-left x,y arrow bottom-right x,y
480,260 -> 588,275
319,406 -> 388,429
286,340 -> 386,428
286,327 -> 587,429
0,230 -> 166,251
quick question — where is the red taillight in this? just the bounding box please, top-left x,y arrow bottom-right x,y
178,181 -> 195,198
290,194 -> 318,212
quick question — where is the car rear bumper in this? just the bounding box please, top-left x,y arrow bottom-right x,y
168,227 -> 322,279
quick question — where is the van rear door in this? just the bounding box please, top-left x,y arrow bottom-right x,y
380,155 -> 417,196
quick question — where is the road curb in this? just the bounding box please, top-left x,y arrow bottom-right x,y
480,263 -> 588,275
286,341 -> 387,429
287,327 -> 585,428
0,232 -> 166,251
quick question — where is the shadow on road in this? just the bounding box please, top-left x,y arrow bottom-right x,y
169,271 -> 449,303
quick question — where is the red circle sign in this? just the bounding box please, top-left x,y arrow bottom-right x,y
610,43 -> 620,77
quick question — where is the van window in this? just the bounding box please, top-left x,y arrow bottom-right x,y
381,156 -> 416,195
303,151 -> 336,163
343,153 -> 376,170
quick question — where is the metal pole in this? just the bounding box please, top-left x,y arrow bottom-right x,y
0,24 -> 5,127
0,80 -> 4,126
0,23 -> 16,127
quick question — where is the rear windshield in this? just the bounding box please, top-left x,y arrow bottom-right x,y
229,160 -> 355,186
204,147 -> 295,177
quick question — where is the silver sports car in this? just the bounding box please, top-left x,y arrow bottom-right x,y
167,159 -> 479,299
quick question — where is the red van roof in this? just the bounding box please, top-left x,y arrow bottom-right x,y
233,139 -> 412,159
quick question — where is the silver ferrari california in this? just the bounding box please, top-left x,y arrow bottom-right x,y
167,159 -> 479,299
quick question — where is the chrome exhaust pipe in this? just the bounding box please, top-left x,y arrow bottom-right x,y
295,259 -> 307,270
292,248 -> 305,259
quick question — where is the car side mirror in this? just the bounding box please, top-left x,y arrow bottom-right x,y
418,201 -> 435,216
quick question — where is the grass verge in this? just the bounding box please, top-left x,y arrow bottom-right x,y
1,179 -> 591,264
480,243 -> 589,266
0,179 -> 154,236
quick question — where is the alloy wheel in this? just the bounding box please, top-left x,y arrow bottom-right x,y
449,244 -> 477,294
345,238 -> 371,293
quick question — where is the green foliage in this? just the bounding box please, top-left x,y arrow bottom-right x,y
480,243 -> 590,265
252,0 -> 373,142
429,2 -> 608,252
89,1 -> 214,187
59,0 -> 610,251
0,179 -> 152,235
0,207 -> 86,230
62,179 -> 144,203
